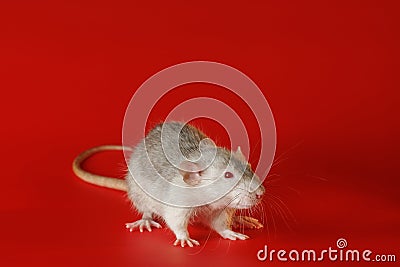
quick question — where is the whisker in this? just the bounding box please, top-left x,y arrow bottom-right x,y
266,202 -> 277,238
269,199 -> 294,232
274,140 -> 304,162
307,174 -> 329,182
271,156 -> 289,168
267,193 -> 296,224
192,193 -> 242,254
269,140 -> 304,170
258,199 -> 269,240
287,186 -> 302,197
266,193 -> 296,223
265,192 -> 297,235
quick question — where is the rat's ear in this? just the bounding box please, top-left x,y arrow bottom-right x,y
234,146 -> 247,162
179,161 -> 202,186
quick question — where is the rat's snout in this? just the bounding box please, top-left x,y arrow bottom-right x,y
255,185 -> 265,199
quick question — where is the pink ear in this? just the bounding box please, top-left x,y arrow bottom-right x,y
235,146 -> 247,161
179,161 -> 202,186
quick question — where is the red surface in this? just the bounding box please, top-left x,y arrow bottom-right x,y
1,0 -> 399,266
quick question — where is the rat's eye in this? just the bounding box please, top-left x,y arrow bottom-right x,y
224,172 -> 234,178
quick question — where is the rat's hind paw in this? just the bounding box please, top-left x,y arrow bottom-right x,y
173,238 -> 200,248
125,219 -> 162,233
232,216 -> 263,229
219,229 -> 249,241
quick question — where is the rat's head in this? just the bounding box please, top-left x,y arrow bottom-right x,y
179,146 -> 265,209
215,146 -> 265,209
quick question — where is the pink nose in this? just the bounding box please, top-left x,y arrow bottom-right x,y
255,185 -> 265,199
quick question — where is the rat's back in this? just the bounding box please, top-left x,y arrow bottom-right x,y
125,122 -> 209,213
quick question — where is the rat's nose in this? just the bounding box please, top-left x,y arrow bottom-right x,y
255,185 -> 265,199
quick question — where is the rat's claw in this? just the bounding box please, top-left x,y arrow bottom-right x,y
219,229 -> 249,241
173,238 -> 200,248
145,220 -> 151,232
149,221 -> 162,229
232,216 -> 263,229
125,218 -> 162,233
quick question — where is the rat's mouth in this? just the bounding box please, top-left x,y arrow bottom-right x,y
235,199 -> 256,209
234,195 -> 262,209
236,203 -> 257,209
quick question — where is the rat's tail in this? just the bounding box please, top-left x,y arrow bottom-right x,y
72,145 -> 132,191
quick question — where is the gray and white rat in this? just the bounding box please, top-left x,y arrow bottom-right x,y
73,121 -> 265,247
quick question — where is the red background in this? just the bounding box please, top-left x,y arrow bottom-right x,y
1,0 -> 399,266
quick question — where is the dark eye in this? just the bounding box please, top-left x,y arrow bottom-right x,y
224,172 -> 234,178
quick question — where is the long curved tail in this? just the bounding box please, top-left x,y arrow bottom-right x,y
72,145 -> 132,191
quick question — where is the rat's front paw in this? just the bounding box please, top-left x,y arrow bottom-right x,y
232,216 -> 263,229
125,219 -> 162,233
173,238 -> 200,248
219,229 -> 249,240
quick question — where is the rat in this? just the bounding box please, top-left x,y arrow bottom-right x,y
73,121 -> 265,247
